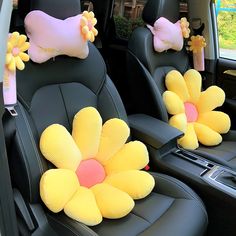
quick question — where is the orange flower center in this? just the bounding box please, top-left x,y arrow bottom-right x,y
12,47 -> 20,56
76,159 -> 106,188
184,102 -> 198,122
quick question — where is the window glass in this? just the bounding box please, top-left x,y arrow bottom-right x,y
113,0 -> 188,40
216,0 -> 236,60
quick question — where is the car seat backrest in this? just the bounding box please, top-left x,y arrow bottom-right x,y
127,0 -> 190,120
9,0 -> 128,203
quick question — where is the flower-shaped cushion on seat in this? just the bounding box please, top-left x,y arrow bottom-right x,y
40,107 -> 155,226
163,69 -> 231,150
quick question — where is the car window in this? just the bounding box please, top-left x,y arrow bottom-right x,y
216,0 -> 236,60
113,0 -> 188,40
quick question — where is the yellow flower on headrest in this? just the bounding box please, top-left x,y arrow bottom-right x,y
180,17 -> 190,38
188,35 -> 206,53
80,11 -> 98,42
5,32 -> 30,71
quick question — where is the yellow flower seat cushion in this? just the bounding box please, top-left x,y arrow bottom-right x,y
163,69 -> 231,150
39,107 -> 155,226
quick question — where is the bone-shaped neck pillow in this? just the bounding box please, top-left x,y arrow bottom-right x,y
147,17 -> 189,53
25,10 -> 98,63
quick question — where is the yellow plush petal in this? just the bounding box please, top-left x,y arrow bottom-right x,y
40,124 -> 81,171
19,52 -> 30,62
91,183 -> 134,219
184,69 -> 202,104
197,111 -> 230,134
7,42 -> 13,53
163,91 -> 185,115
88,11 -> 95,18
80,16 -> 88,26
197,86 -> 225,113
165,70 -> 190,102
72,107 -> 102,160
9,32 -> 19,46
105,141 -> 149,175
15,56 -> 25,70
5,53 -> 12,64
64,186 -> 102,226
91,18 -> 97,26
169,113 -> 187,133
83,11 -> 90,18
105,170 -> 155,200
178,123 -> 199,150
82,25 -> 89,35
194,122 -> 222,146
92,27 -> 98,36
18,34 -> 27,47
40,169 -> 79,213
19,42 -> 30,52
96,118 -> 130,165
8,57 -> 16,71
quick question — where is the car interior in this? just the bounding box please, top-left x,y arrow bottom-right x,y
0,0 -> 236,235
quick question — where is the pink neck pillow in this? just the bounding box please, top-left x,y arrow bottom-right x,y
24,10 -> 97,63
147,17 -> 188,53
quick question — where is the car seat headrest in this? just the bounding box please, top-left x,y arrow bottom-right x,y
30,0 -> 81,19
142,0 -> 180,25
18,0 -> 81,20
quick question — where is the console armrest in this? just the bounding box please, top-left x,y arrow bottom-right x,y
128,114 -> 183,149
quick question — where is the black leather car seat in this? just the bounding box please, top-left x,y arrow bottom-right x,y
127,0 -> 236,170
5,0 -> 207,235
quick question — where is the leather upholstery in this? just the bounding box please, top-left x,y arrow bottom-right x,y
47,173 -> 207,236
128,0 -> 236,170
7,0 -> 207,235
142,0 -> 180,25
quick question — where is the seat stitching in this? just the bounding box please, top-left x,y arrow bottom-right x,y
19,104 -> 44,175
47,214 -> 98,236
58,84 -> 70,126
137,199 -> 176,235
151,173 -> 208,219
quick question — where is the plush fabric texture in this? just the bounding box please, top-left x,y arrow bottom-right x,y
163,69 -> 231,150
39,107 -> 155,226
24,10 -> 98,63
147,17 -> 190,53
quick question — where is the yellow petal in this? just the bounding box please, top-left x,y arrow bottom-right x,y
165,70 -> 190,102
80,16 -> 88,26
91,183 -> 134,219
197,86 -> 225,113
7,42 -> 13,53
40,124 -> 81,171
105,170 -> 154,200
178,123 -> 199,150
91,18 -> 97,26
40,169 -> 79,213
86,31 -> 92,41
82,25 -> 89,35
15,56 -> 25,70
169,113 -> 187,133
163,91 -> 185,115
197,111 -> 230,134
19,52 -> 29,62
72,107 -> 102,160
19,42 -> 30,52
88,11 -> 94,18
64,186 -> 102,226
83,11 -> 89,18
5,53 -> 12,64
9,32 -> 19,46
105,141 -> 149,175
194,122 -> 222,146
90,33 -> 95,42
18,34 -> 27,47
8,57 -> 16,71
92,27 -> 98,36
184,69 -> 202,104
96,118 -> 130,165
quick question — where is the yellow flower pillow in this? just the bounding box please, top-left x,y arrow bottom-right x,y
39,107 -> 155,226
163,69 -> 231,150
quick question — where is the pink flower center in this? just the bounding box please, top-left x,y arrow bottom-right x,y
12,47 -> 20,56
76,159 -> 106,188
88,21 -> 93,31
184,102 -> 198,122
